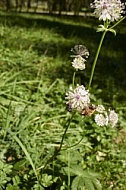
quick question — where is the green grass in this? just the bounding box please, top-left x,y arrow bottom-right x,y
0,10 -> 126,190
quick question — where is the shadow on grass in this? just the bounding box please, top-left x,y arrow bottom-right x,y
0,11 -> 126,98
0,11 -> 125,54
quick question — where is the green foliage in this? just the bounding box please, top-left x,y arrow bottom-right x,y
0,11 -> 126,190
67,165 -> 101,190
0,160 -> 13,189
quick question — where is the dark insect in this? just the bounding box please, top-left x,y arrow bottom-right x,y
67,104 -> 72,112
71,45 -> 89,58
81,104 -> 96,116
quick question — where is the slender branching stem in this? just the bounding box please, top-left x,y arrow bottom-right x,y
88,15 -> 126,90
59,113 -> 75,152
109,15 -> 126,29
88,30 -> 107,89
42,113 -> 75,171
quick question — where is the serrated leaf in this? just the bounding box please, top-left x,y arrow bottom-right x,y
84,178 -> 95,190
86,170 -> 101,178
71,175 -> 102,190
71,176 -> 80,190
70,165 -> 84,176
71,176 -> 84,190
92,178 -> 102,190
62,165 -> 83,176
6,184 -> 19,190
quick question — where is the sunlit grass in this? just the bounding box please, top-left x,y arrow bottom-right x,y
0,10 -> 126,189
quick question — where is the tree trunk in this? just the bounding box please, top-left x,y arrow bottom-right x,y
6,0 -> 11,11
27,0 -> 31,12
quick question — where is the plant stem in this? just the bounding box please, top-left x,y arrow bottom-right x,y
72,71 -> 76,87
88,16 -> 126,90
42,113 -> 75,170
67,149 -> 70,188
88,30 -> 107,89
109,15 -> 126,30
59,113 -> 75,152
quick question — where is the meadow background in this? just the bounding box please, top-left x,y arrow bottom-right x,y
0,3 -> 126,189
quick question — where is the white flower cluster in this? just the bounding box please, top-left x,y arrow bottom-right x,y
66,44 -> 119,128
91,0 -> 125,22
95,105 -> 118,127
72,55 -> 86,70
71,45 -> 89,70
65,84 -> 90,112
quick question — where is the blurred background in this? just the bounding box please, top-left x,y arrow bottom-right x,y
0,0 -> 93,15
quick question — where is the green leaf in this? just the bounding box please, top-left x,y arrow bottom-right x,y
6,184 -> 19,190
69,165 -> 84,176
108,28 -> 116,35
84,178 -> 95,190
96,25 -> 107,32
8,132 -> 38,180
71,176 -> 84,190
12,175 -> 21,186
13,159 -> 26,170
92,178 -> 102,190
41,174 -> 53,187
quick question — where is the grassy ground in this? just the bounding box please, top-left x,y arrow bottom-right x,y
0,11 -> 126,190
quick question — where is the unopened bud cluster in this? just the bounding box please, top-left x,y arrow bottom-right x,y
71,45 -> 89,71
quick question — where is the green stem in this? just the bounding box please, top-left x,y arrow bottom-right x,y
109,16 -> 126,30
67,149 -> 70,188
59,113 -> 75,152
42,113 -> 75,170
72,71 -> 76,88
88,30 -> 107,89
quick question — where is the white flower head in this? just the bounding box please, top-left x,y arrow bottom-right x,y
72,55 -> 86,70
65,84 -> 90,112
108,110 -> 118,127
96,104 -> 105,113
95,113 -> 108,126
95,107 -> 118,127
91,0 -> 125,22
